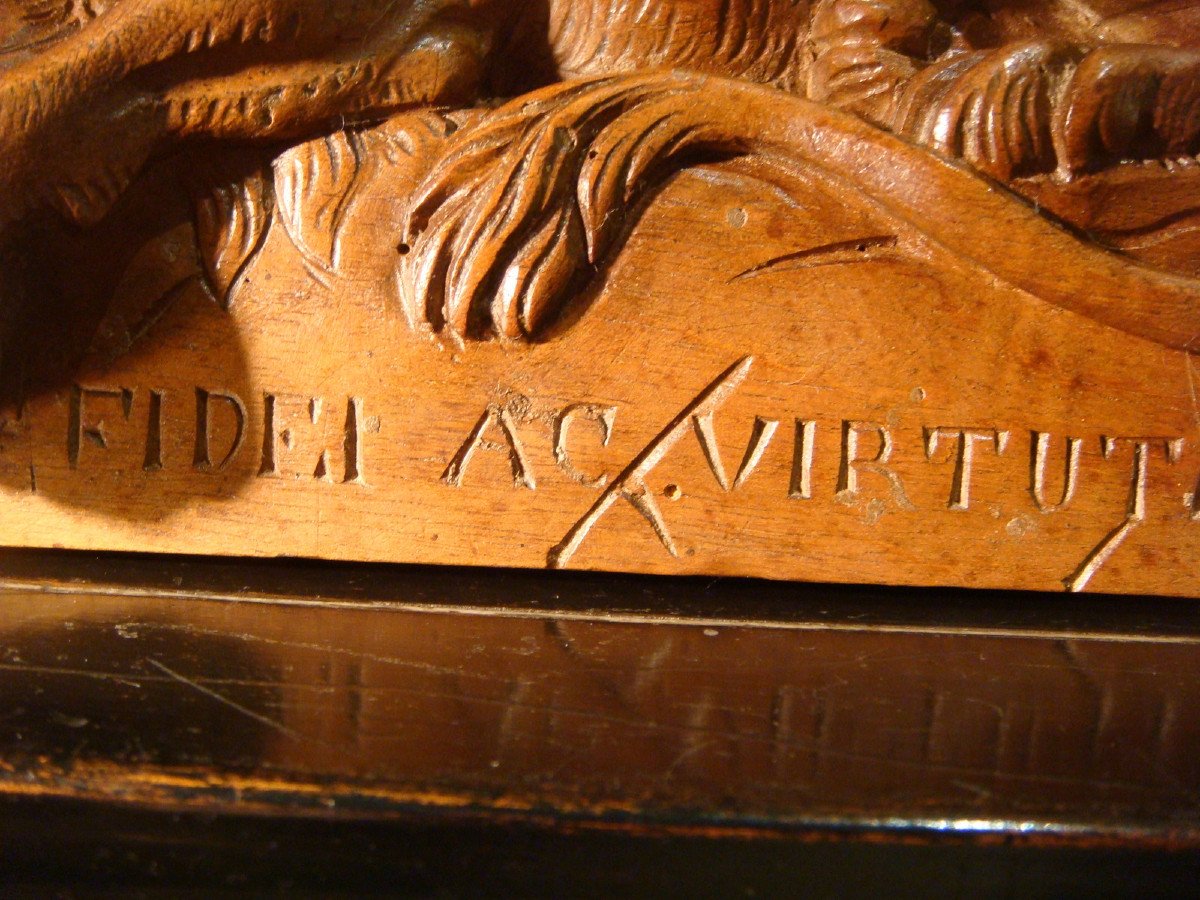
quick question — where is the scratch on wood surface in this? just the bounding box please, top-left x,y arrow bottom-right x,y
137,620 -> 479,679
730,235 -> 899,281
2,583 -> 1198,646
1185,354 -> 1200,438
549,356 -> 755,568
145,658 -> 310,743
0,661 -> 144,689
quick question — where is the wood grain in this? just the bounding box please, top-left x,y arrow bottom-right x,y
2,555 -> 1198,841
1,2 -> 1200,596
3,556 -> 1197,892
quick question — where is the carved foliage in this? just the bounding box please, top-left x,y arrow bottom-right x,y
399,70 -> 1200,354
190,158 -> 275,310
275,132 -> 372,282
30,1 -> 1198,352
190,110 -> 462,308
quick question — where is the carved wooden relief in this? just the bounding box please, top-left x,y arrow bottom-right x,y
2,0 -> 1200,595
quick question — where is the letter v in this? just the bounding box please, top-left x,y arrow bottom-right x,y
691,413 -> 779,491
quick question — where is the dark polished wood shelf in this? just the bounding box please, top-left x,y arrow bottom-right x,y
0,549 -> 1197,894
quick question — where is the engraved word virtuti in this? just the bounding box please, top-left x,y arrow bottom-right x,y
1,0 -> 1200,595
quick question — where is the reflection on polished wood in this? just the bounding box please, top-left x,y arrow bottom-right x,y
0,551 -> 1197,843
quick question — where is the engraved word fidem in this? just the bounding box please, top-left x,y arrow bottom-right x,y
62,385 -> 373,484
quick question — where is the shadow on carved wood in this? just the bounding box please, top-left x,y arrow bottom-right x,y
1,0 -> 1199,593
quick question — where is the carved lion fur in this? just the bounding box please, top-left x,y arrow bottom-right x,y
1,0 -> 1199,351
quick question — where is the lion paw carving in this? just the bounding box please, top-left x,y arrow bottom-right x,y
398,74 -> 752,343
396,69 -> 1200,354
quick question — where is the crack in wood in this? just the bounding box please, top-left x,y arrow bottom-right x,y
549,356 -> 754,569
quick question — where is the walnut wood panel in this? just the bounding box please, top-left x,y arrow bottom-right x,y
2,2 -> 1200,596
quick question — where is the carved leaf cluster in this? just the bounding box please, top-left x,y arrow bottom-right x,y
191,111 -> 458,307
398,69 -> 1200,355
275,131 -> 370,281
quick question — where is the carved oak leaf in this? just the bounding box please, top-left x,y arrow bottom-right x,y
190,157 -> 275,310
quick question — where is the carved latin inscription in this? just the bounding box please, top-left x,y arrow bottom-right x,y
194,388 -> 247,472
260,394 -> 368,484
554,404 -> 617,489
837,421 -> 914,510
549,357 -> 756,569
56,386 -> 368,485
692,412 -> 779,491
342,398 -> 367,486
143,390 -> 165,472
789,420 -> 817,501
1067,437 -> 1184,592
68,385 -> 135,469
8,364 -> 1200,594
924,428 -> 1011,511
2,1 -> 1200,600
443,405 -> 536,490
1031,432 -> 1083,514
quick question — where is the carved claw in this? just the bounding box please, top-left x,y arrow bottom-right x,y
399,68 -> 1200,356
885,39 -> 1200,181
1055,45 -> 1200,175
400,76 -> 732,343
894,41 -> 1069,181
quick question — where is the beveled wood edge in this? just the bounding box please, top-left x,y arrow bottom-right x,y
1,547 -> 1197,640
2,549 -> 1198,850
4,758 -> 1199,852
